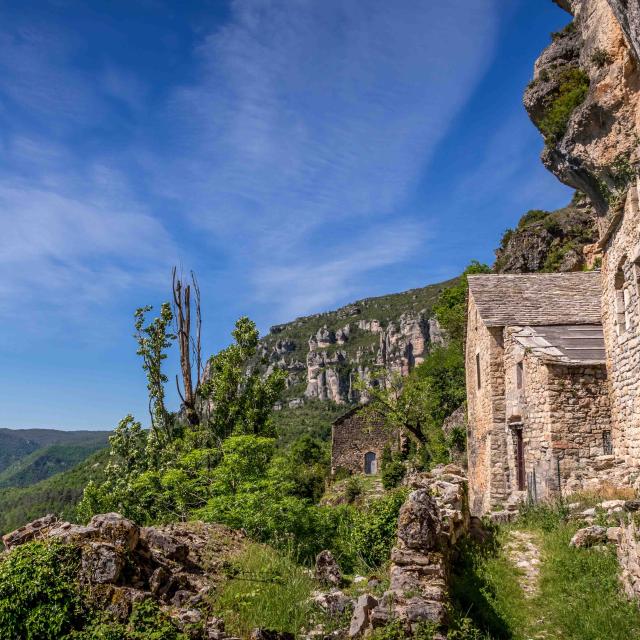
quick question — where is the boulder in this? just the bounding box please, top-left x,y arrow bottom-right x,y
2,514 -> 57,550
570,525 -> 608,548
312,589 -> 352,616
315,550 -> 342,586
89,513 -> 139,551
81,542 -> 125,584
348,594 -> 378,637
141,527 -> 189,562
396,490 -> 440,551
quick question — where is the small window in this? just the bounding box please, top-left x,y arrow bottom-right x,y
602,431 -> 613,455
476,353 -> 481,390
615,267 -> 630,335
516,362 -> 524,390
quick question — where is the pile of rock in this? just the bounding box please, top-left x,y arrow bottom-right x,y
2,513 -> 245,639
343,465 -> 470,638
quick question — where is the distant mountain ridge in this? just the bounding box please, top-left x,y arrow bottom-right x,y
0,428 -> 110,488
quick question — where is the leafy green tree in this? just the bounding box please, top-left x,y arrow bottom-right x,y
432,261 -> 491,342
199,317 -> 287,446
134,304 -> 177,446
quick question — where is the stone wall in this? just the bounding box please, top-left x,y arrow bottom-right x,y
331,409 -> 397,475
465,294 -> 509,515
616,513 -> 640,599
359,465 -> 470,638
601,185 -> 640,467
503,328 -> 618,501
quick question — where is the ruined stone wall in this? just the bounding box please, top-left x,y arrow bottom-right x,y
602,185 -> 640,465
616,513 -> 640,599
465,294 -> 508,515
331,410 -> 397,475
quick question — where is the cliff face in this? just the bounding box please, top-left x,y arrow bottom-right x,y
494,194 -> 599,273
257,281 -> 453,407
524,0 -> 640,220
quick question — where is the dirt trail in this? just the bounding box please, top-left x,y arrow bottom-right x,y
504,530 -> 541,598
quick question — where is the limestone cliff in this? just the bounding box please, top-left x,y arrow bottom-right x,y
257,281 -> 454,407
525,0 -> 640,222
494,193 -> 599,273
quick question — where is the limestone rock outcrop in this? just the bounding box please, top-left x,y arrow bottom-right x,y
2,513 -> 246,638
525,0 -> 640,218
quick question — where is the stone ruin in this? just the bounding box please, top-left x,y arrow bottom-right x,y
312,465 -> 472,639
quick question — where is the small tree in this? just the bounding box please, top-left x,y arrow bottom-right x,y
134,303 -> 176,445
199,317 -> 287,446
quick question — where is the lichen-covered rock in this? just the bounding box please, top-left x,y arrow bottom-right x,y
1,514 -> 57,549
570,525 -> 608,547
81,542 -> 125,584
89,512 -> 139,551
315,550 -> 342,586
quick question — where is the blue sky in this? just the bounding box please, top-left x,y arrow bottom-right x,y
0,0 -> 572,430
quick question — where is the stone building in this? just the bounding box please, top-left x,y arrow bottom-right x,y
465,272 -> 623,515
598,184 -> 640,468
331,407 -> 398,476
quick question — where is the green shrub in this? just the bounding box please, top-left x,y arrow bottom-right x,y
551,21 -> 576,41
337,489 -> 407,572
0,541 -> 85,640
381,458 -> 405,490
345,477 -> 364,503
538,68 -> 589,143
518,209 -> 549,228
591,48 -> 612,68
73,601 -> 188,640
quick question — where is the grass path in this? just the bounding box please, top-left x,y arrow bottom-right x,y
451,505 -> 640,639
503,530 -> 541,599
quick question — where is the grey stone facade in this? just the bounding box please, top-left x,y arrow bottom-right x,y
330,407 -> 398,476
465,273 -> 629,515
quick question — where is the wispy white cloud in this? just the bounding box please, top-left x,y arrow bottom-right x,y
254,220 -> 430,317
149,0 -> 499,316
0,0 -> 500,329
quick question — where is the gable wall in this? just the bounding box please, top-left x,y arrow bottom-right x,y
331,412 -> 396,475
465,294 -> 508,514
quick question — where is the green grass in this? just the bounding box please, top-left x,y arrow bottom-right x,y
211,543 -> 318,637
451,504 -> 640,639
537,523 -> 640,639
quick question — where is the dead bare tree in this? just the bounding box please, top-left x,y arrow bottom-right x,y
172,266 -> 202,425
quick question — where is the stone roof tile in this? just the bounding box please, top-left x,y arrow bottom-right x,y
468,272 -> 602,327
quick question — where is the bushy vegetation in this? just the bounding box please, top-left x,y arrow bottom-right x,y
538,67 -> 590,144
0,541 -> 85,639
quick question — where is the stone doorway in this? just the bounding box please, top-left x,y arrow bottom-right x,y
364,451 -> 377,475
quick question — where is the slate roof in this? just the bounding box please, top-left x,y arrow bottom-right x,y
468,272 -> 602,327
512,325 -> 606,365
